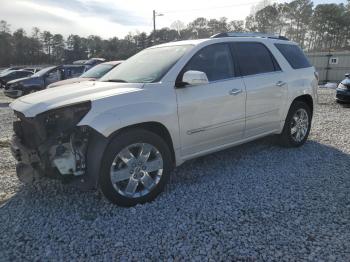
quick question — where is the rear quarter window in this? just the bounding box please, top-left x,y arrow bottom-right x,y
274,44 -> 311,69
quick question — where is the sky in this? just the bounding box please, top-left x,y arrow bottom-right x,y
0,0 -> 347,39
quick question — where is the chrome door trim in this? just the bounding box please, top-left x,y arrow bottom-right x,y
187,117 -> 245,135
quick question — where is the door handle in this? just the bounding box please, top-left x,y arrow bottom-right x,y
276,81 -> 286,87
229,88 -> 242,96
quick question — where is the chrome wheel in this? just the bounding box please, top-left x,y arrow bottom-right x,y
110,143 -> 163,198
290,108 -> 309,142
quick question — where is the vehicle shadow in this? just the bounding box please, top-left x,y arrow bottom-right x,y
168,137 -> 350,188
338,102 -> 350,108
1,137 -> 350,259
2,136 -> 349,207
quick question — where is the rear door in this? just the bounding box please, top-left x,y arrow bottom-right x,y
232,42 -> 287,137
176,43 -> 246,157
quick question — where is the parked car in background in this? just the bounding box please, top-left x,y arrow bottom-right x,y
0,66 -> 24,75
336,73 -> 350,103
9,33 -> 317,206
0,70 -> 33,88
4,64 -> 86,98
73,59 -> 88,65
84,58 -> 106,70
22,67 -> 42,74
72,58 -> 106,70
47,61 -> 123,88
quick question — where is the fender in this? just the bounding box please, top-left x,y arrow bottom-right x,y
78,84 -> 182,165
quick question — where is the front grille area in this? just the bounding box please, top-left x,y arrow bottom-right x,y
336,93 -> 350,102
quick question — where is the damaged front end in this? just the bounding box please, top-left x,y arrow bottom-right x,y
11,101 -> 92,184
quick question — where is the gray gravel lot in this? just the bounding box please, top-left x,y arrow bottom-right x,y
0,89 -> 349,261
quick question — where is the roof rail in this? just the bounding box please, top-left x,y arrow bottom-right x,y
211,32 -> 289,41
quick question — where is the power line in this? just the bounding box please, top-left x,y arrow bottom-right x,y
160,1 -> 265,14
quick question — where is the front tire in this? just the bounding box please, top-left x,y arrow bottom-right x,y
99,129 -> 173,206
278,101 -> 312,147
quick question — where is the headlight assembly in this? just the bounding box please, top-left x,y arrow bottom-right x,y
38,101 -> 91,134
10,82 -> 21,89
338,83 -> 347,90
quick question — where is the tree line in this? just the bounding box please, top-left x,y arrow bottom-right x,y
0,0 -> 349,67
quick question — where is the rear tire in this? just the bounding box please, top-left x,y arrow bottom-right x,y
278,101 -> 312,147
99,129 -> 173,207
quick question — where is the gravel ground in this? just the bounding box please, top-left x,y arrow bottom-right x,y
0,89 -> 349,261
0,90 -> 13,106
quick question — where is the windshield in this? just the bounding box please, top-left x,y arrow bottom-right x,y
32,66 -> 57,77
0,69 -> 11,76
1,71 -> 14,77
80,64 -> 114,79
100,45 -> 193,83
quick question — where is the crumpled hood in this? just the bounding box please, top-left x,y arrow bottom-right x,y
48,77 -> 95,88
10,81 -> 144,117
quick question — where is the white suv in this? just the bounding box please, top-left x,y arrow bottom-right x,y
10,33 -> 318,206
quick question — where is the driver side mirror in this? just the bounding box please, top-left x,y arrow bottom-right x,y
177,70 -> 209,88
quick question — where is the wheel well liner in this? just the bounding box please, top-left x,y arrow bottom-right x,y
109,122 -> 176,164
292,94 -> 313,116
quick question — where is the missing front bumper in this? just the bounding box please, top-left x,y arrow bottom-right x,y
10,135 -> 40,164
11,136 -> 43,183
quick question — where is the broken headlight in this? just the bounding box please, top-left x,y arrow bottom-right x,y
39,101 -> 91,135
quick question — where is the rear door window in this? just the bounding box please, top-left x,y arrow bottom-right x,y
183,43 -> 235,82
232,42 -> 281,76
71,66 -> 85,77
274,43 -> 311,69
65,66 -> 85,78
18,71 -> 30,77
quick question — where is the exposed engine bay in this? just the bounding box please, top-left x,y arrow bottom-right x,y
11,102 -> 92,182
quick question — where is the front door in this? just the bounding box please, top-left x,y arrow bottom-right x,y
176,43 -> 246,157
45,68 -> 62,86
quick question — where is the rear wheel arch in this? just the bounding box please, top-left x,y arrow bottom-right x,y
291,94 -> 313,117
279,99 -> 312,147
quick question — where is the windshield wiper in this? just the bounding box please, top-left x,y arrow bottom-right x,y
104,79 -> 128,83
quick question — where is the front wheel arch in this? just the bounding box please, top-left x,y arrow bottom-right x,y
107,122 -> 176,166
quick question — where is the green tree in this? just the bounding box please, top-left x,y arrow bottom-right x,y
0,21 -> 13,66
254,5 -> 280,34
87,35 -> 104,57
284,0 -> 313,47
51,34 -> 65,62
41,31 -> 53,63
0,20 -> 11,34
229,20 -> 245,32
66,34 -> 88,62
12,29 -> 27,64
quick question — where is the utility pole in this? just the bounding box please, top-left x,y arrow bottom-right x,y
153,10 -> 156,32
152,10 -> 163,43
